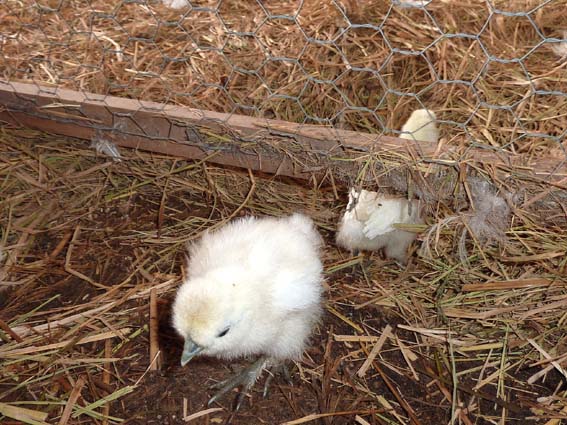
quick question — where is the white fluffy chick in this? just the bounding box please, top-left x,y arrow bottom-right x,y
172,213 -> 323,408
335,109 -> 437,264
161,0 -> 189,9
336,189 -> 423,264
400,109 -> 439,143
551,30 -> 567,59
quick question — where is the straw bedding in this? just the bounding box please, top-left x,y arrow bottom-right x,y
1,0 -> 566,423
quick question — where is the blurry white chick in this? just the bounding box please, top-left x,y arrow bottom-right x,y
551,30 -> 567,59
335,109 -> 437,263
161,0 -> 189,9
400,108 -> 439,143
336,189 -> 423,264
394,0 -> 430,7
172,213 -> 323,409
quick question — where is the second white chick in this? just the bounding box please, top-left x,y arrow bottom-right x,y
172,213 -> 323,408
336,189 -> 422,264
335,109 -> 437,264
400,108 -> 439,143
161,0 -> 189,9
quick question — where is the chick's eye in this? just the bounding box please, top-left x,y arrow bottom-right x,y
217,327 -> 230,338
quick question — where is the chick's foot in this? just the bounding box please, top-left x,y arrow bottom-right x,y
262,362 -> 293,398
208,357 -> 267,410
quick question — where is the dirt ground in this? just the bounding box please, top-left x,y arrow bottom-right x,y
0,128 -> 565,424
1,0 -> 567,422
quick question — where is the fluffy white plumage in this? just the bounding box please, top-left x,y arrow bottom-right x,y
161,0 -> 189,9
172,213 -> 323,364
400,108 -> 439,143
551,30 -> 567,59
335,109 -> 437,263
336,189 -> 423,263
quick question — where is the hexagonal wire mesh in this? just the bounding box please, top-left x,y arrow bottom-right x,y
1,2 -> 567,423
0,0 -> 566,184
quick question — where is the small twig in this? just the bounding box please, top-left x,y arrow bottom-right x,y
0,328 -> 132,357
280,410 -> 379,425
395,333 -> 420,382
224,168 -> 256,220
357,324 -> 392,378
183,407 -> 223,422
65,226 -> 108,289
48,231 -> 73,259
374,362 -> 422,425
354,415 -> 371,425
0,318 -> 23,342
449,336 -> 458,425
526,338 -> 567,384
102,339 -> 112,425
149,288 -> 162,371
58,376 -> 86,425
461,278 -> 555,291
157,160 -> 176,238
419,364 -> 523,414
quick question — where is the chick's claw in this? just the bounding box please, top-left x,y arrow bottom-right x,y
262,363 -> 293,399
208,357 -> 267,410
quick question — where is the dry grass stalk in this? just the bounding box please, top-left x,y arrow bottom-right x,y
57,376 -> 85,425
0,130 -> 566,424
148,288 -> 162,371
1,14 -> 567,414
182,407 -> 223,422
0,402 -> 49,424
356,324 -> 393,378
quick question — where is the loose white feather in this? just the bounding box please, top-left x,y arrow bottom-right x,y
90,138 -> 122,162
172,213 -> 324,362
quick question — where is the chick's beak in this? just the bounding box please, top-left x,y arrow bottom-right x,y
181,337 -> 204,367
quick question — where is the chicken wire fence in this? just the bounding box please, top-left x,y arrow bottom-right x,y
0,0 -> 566,187
2,3 -> 567,423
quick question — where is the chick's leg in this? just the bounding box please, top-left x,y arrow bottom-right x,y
262,362 -> 292,398
349,249 -> 371,282
348,249 -> 361,276
208,356 -> 267,410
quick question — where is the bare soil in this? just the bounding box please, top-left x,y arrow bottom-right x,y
1,129 -> 563,425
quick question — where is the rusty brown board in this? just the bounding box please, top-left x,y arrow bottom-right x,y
0,80 -> 565,183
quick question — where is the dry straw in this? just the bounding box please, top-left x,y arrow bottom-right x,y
1,0 -> 566,423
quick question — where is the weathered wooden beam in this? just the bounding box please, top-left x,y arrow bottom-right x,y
0,80 -> 565,183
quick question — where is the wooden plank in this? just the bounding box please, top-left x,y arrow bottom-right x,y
0,80 -> 565,181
